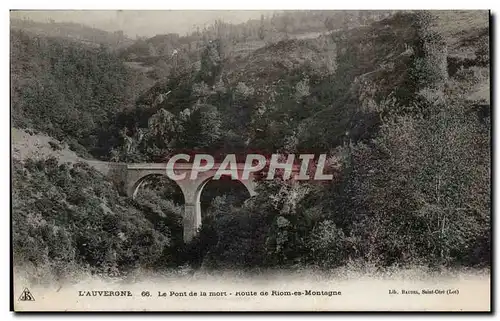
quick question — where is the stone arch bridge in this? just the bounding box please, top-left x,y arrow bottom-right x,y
86,161 -> 258,243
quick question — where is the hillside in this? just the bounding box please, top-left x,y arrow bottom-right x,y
121,11 -> 488,154
115,11 -> 394,82
10,18 -> 134,49
10,28 -> 154,159
11,10 -> 490,278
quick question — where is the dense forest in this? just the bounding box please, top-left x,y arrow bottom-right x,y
11,11 -> 490,279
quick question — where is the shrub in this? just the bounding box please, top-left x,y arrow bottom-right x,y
409,12 -> 448,91
309,220 -> 351,268
12,158 -> 179,276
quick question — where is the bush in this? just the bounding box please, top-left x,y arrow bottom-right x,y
309,220 -> 351,268
12,158 -> 179,276
409,25 -> 448,91
341,106 -> 490,267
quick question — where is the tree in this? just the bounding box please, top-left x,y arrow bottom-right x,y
409,12 -> 448,92
324,17 -> 336,32
344,104 -> 489,266
148,43 -> 158,56
184,104 -> 222,149
279,13 -> 292,37
147,108 -> 180,149
198,40 -> 223,86
259,14 -> 266,40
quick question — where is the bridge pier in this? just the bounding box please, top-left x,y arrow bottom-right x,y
183,202 -> 202,243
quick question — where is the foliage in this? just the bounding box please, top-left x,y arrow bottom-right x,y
11,30 -> 144,158
12,158 -> 183,275
340,104 -> 489,266
11,11 -> 490,275
409,12 -> 448,91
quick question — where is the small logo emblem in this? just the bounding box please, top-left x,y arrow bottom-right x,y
18,288 -> 35,301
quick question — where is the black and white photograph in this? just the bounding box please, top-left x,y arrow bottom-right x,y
8,8 -> 491,312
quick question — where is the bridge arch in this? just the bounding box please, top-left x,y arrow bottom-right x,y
126,166 -> 257,243
199,175 -> 255,212
131,173 -> 185,205
131,173 -> 165,199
